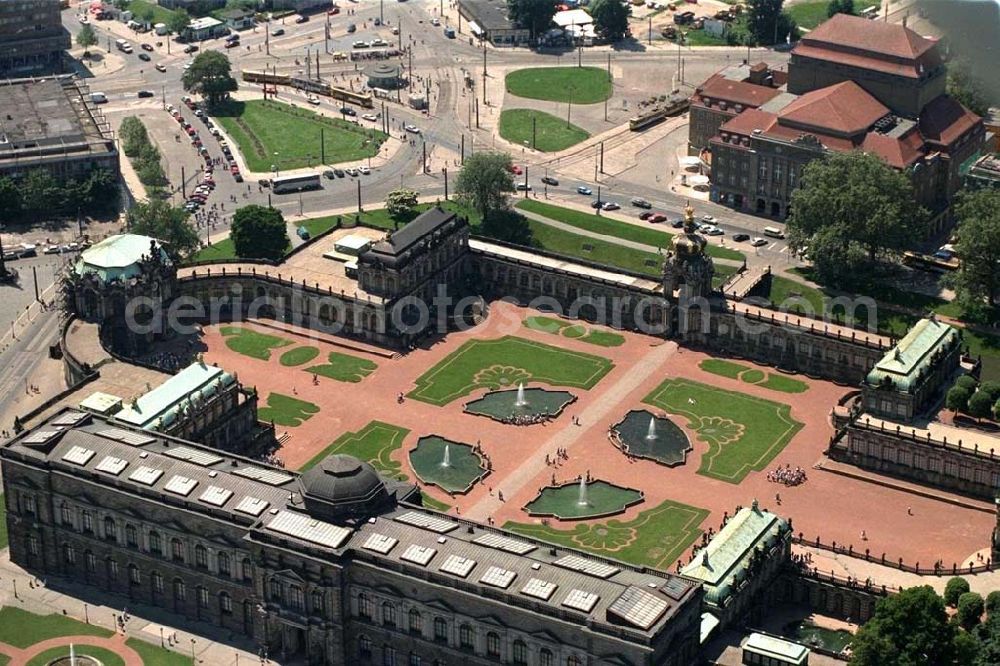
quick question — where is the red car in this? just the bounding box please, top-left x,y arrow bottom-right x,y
202,178 -> 215,187
230,164 -> 240,173
328,7 -> 340,14
510,165 -> 522,175
650,213 -> 668,224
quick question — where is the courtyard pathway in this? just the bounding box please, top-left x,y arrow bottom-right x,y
0,634 -> 143,666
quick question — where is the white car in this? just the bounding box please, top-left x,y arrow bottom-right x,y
703,225 -> 724,236
78,15 -> 89,24
352,40 -> 369,49
701,214 -> 717,223
307,95 -> 320,105
431,18 -> 441,26
358,165 -> 371,175
601,201 -> 620,211
750,237 -> 768,247
361,113 -> 378,121
404,124 -> 420,134
345,167 -> 359,176
371,38 -> 387,47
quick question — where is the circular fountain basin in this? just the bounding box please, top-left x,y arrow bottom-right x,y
524,480 -> 644,520
409,436 -> 487,494
464,387 -> 576,423
611,409 -> 692,467
48,657 -> 102,666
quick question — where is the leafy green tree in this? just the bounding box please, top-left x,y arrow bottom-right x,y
726,15 -> 754,46
230,205 -> 288,261
507,0 -> 557,40
77,24 -> 98,57
956,375 -> 980,392
137,6 -> 155,26
979,381 -> 1000,403
947,189 -> 1000,316
181,51 -> 238,107
786,151 -> 925,287
167,9 -> 191,36
827,0 -> 855,17
968,390 -> 994,421
385,189 -> 419,219
456,151 -> 515,227
747,0 -> 796,45
126,200 -> 199,261
947,59 -> 990,117
990,592 -> 1000,617
946,385 -> 972,413
590,0 -> 630,42
974,613 -> 1000,665
481,208 -> 533,245
945,577 -> 972,607
0,177 -> 22,224
20,170 -> 60,216
958,592 -> 985,630
849,586 -> 960,666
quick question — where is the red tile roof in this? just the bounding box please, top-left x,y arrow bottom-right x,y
800,13 -> 937,60
718,108 -> 778,136
694,73 -> 781,109
860,129 -> 925,168
777,81 -> 889,136
918,95 -> 982,147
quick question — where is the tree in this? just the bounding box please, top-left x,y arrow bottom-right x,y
167,9 -> 191,36
827,0 -> 855,17
747,0 -> 796,45
230,205 -> 288,261
956,374 -> 980,392
945,577 -> 972,607
126,200 -> 200,261
946,385 -> 972,413
182,51 -> 238,107
385,189 -> 419,219
456,151 -> 515,227
0,176 -> 22,224
786,151 -> 925,287
958,592 -> 985,630
968,390 -> 994,421
849,586 -> 960,666
137,6 -> 155,27
974,613 -> 1000,665
20,169 -> 60,217
589,0 -> 630,42
77,24 -> 98,57
991,592 -> 1000,617
947,59 -> 990,117
507,0 -> 557,40
947,190 -> 1000,316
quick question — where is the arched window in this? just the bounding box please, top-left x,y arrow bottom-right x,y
195,545 -> 207,568
171,538 -> 184,562
220,592 -> 233,614
381,602 -> 396,627
125,524 -> 137,547
383,645 -> 397,666
408,653 -> 421,666
148,531 -> 161,555
459,624 -> 474,650
197,586 -> 209,609
289,586 -> 304,611
408,608 -> 422,634
152,572 -> 164,594
512,639 -> 527,665
241,558 -> 252,581
311,590 -> 325,616
486,632 -> 500,657
103,517 -> 116,541
128,563 -> 140,585
567,657 -> 582,666
173,579 -> 186,601
218,552 -> 231,576
85,551 -> 96,573
358,593 -> 373,619
433,617 -> 447,642
539,649 -> 554,666
359,635 -> 372,658
63,543 -> 76,564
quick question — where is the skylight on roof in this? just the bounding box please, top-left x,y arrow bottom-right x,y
439,554 -> 476,578
129,465 -> 163,486
362,533 -> 398,555
95,455 -> 128,476
199,485 -> 233,507
97,427 -> 155,446
562,589 -> 600,613
266,510 -> 352,550
51,411 -> 89,427
61,445 -> 95,466
163,446 -> 223,467
164,475 -> 198,497
521,578 -> 558,601
554,554 -> 620,579
400,545 -> 436,566
480,566 -> 517,590
472,532 -> 536,555
234,496 -> 269,516
394,511 -> 458,534
232,465 -> 294,486
608,586 -> 669,630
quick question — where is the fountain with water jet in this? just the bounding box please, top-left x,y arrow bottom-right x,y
610,409 -> 692,467
515,382 -> 528,407
441,444 -> 451,468
577,477 -> 589,506
646,416 -> 657,441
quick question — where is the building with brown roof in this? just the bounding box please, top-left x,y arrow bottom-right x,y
688,62 -> 785,153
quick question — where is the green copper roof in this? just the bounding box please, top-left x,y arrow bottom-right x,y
681,501 -> 787,605
115,361 -> 234,430
865,318 -> 959,392
74,234 -> 170,283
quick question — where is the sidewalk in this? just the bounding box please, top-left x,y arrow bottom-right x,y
0,551 -> 262,666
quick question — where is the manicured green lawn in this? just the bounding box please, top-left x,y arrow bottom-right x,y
504,499 -> 709,570
760,373 -> 810,393
409,335 -> 614,406
505,67 -> 613,104
516,200 -> 746,261
213,100 -> 386,172
125,639 -> 193,666
563,325 -> 586,338
279,346 -> 320,367
699,358 -> 745,379
528,219 -> 664,276
740,368 -> 766,384
299,421 -> 410,480
582,329 -> 625,347
420,492 -> 451,512
524,315 -> 569,334
523,316 -> 626,347
0,608 -> 113,648
307,351 -> 378,382
681,29 -> 729,46
28,646 -> 124,666
0,653 -> 9,666
219,326 -> 292,361
0,494 -> 7,549
644,378 -> 803,483
258,393 -> 320,427
298,214 -> 342,238
499,109 -> 590,152
123,0 -> 175,25
190,238 -> 236,262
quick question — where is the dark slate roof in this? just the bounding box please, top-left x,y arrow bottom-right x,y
359,207 -> 467,268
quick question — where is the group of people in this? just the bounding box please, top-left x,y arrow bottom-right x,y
500,412 -> 549,426
767,464 -> 807,487
141,350 -> 189,372
259,452 -> 285,468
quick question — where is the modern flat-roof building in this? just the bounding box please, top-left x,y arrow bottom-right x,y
0,0 -> 71,76
183,17 -> 226,42
2,409 -> 705,665
457,0 -> 531,45
0,75 -> 119,182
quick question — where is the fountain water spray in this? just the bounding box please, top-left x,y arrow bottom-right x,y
441,444 -> 451,468
646,416 -> 657,441
577,477 -> 589,506
514,382 -> 528,408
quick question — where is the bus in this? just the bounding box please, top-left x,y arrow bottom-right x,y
272,173 -> 321,194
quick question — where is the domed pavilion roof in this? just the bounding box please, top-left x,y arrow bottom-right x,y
301,454 -> 394,521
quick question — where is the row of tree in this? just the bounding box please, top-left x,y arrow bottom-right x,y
119,117 -> 169,191
945,375 -> 1000,421
0,169 -> 118,224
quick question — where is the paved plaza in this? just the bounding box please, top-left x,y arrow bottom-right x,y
198,301 -> 993,570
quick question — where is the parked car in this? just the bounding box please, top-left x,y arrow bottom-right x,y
358,165 -> 371,175
703,225 -> 724,236
431,17 -> 441,26
671,218 -> 685,228
295,15 -> 309,23
576,185 -> 592,195
630,197 -> 652,209
333,168 -> 345,178
183,44 -> 198,54
650,213 -> 668,224
155,63 -> 166,72
339,106 -> 357,116
224,40 -> 240,48
323,169 -> 336,179
272,28 -> 285,36
233,172 -> 244,183
138,52 -> 151,61
371,38 -> 387,47
137,90 -> 155,98
404,124 -> 420,134
347,24 -> 357,33
701,214 -> 716,223
515,183 -> 532,191
540,176 -> 558,186
352,40 -> 368,48
345,167 -> 359,176
510,165 -> 522,175
751,237 -> 768,247
362,113 -> 378,121
732,233 -> 750,242
602,201 -> 620,211
639,211 -> 654,220
590,200 -> 605,209
141,43 -> 154,52
307,95 -> 321,105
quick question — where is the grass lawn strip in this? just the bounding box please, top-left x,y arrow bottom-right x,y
279,346 -> 320,367
505,67 -> 613,104
190,237 -> 236,262
28,646 -> 124,666
740,368 -> 766,384
307,351 -> 378,382
299,421 -> 410,481
499,109 -> 590,152
516,200 -> 746,262
644,378 -> 803,483
563,325 -> 586,339
528,220 -> 663,276
125,638 -> 194,666
0,654 -> 8,666
213,100 -> 386,172
0,608 -> 113,647
408,336 -> 614,406
420,492 -> 451,512
523,315 -> 570,334
760,373 -> 809,394
219,326 -> 292,361
523,316 -> 625,347
699,359 -> 747,379
258,393 -> 320,427
504,499 -> 709,570
581,329 -> 625,347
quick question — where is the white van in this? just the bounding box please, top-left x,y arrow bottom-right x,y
763,226 -> 785,239
90,92 -> 108,104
